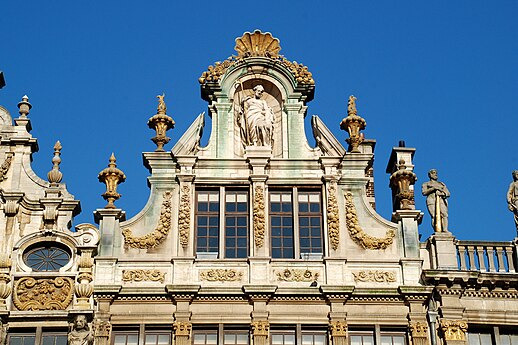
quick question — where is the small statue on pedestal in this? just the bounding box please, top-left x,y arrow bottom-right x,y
422,169 -> 450,232
507,170 -> 518,232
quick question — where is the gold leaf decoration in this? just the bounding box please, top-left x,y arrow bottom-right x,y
439,319 -> 468,341
13,277 -> 74,311
122,191 -> 172,249
352,270 -> 396,283
329,320 -> 347,337
253,186 -> 265,248
122,269 -> 166,283
344,192 -> 395,250
410,321 -> 428,339
178,185 -> 191,248
200,269 -> 242,282
276,268 -> 319,282
234,30 -> 281,58
327,184 -> 340,250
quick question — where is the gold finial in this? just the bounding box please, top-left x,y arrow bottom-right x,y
347,95 -> 357,116
47,141 -> 63,184
340,95 -> 367,153
157,93 -> 166,115
148,94 -> 175,152
17,95 -> 32,118
98,153 -> 126,209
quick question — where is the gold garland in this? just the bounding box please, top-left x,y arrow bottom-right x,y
178,185 -> 191,248
13,277 -> 74,311
253,186 -> 265,247
327,184 -> 340,250
344,192 -> 395,250
122,191 -> 172,249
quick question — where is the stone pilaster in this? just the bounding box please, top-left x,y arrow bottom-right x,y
0,255 -> 11,311
251,320 -> 269,345
168,285 -> 199,345
173,321 -> 192,345
94,209 -> 126,257
92,285 -> 120,345
428,233 -> 458,270
321,286 -> 354,345
409,321 -> 429,345
329,320 -> 347,345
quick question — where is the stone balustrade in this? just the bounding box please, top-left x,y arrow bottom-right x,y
456,240 -> 516,273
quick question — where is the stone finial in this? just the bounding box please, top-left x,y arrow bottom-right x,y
47,141 -> 63,184
340,95 -> 367,153
98,153 -> 126,209
17,95 -> 32,118
147,94 -> 175,152
389,159 -> 417,210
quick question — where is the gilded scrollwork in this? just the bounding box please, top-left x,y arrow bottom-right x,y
178,185 -> 191,248
251,320 -> 269,336
327,184 -> 340,250
439,319 -> 468,341
329,320 -> 347,337
13,277 -> 74,311
410,321 -> 428,338
352,270 -> 396,283
173,321 -> 192,336
0,152 -> 13,182
122,269 -> 166,283
122,191 -> 172,249
200,269 -> 242,282
198,31 -> 314,86
276,268 -> 319,282
344,192 -> 395,250
253,186 -> 265,248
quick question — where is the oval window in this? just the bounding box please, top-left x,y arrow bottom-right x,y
23,243 -> 71,271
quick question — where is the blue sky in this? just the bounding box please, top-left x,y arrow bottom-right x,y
1,1 -> 517,241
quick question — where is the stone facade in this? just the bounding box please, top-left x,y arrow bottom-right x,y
0,30 -> 517,345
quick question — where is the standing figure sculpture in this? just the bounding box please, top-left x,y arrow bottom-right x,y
507,170 -> 518,232
422,169 -> 450,232
238,85 -> 274,147
68,314 -> 94,345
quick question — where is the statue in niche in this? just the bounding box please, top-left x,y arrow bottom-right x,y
238,85 -> 274,147
68,314 -> 94,345
507,170 -> 518,232
422,169 -> 450,232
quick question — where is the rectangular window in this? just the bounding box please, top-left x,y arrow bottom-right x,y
500,334 -> 518,345
192,330 -> 218,345
270,330 -> 296,345
113,332 -> 139,345
380,333 -> 406,345
270,189 -> 323,259
9,334 -> 36,345
196,190 -> 220,254
270,192 -> 294,259
223,330 -> 249,345
144,331 -> 171,345
468,332 -> 493,345
298,192 -> 323,255
301,330 -> 327,345
225,191 -> 249,258
349,333 -> 374,345
41,334 -> 67,345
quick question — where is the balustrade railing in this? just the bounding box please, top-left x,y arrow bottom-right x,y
456,241 -> 516,273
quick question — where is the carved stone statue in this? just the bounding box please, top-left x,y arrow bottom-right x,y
507,170 -> 518,232
238,85 -> 274,147
68,314 -> 94,345
422,169 -> 450,232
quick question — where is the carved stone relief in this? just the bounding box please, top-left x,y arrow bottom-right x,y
200,269 -> 242,282
122,269 -> 166,283
352,270 -> 396,283
0,152 -> 13,182
13,277 -> 74,310
327,184 -> 340,250
253,186 -> 265,248
344,192 -> 395,250
122,191 -> 172,249
440,319 -> 468,341
276,268 -> 319,282
178,185 -> 191,248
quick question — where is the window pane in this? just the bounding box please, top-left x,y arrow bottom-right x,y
298,191 -> 322,254
225,191 -> 249,258
270,191 -> 294,258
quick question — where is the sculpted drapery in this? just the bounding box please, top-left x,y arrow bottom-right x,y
238,85 -> 274,147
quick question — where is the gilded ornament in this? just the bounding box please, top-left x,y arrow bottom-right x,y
439,319 -> 468,341
173,321 -> 192,337
253,186 -> 265,247
122,269 -> 166,283
390,159 -> 417,210
410,321 -> 428,338
148,94 -> 175,152
340,95 -> 367,153
276,268 -> 319,282
98,153 -> 126,209
352,270 -> 396,283
329,320 -> 347,337
200,269 -> 242,282
0,152 -> 13,182
178,185 -> 191,248
327,184 -> 340,250
344,192 -> 395,250
93,319 -> 111,345
13,277 -> 74,311
122,191 -> 172,249
251,320 -> 269,336
198,31 -> 314,86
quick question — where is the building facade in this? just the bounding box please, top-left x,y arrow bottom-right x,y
0,31 -> 517,345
